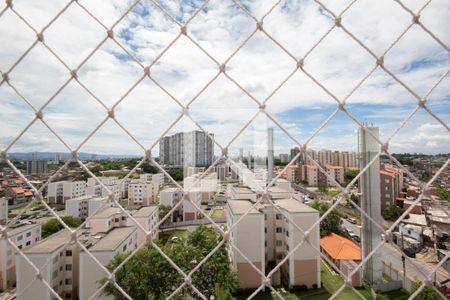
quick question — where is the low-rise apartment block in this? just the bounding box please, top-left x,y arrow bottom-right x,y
5,188 -> 33,206
65,196 -> 109,219
325,165 -> 344,187
227,196 -> 320,289
16,226 -> 138,300
47,181 -> 86,206
127,180 -> 155,207
128,206 -> 159,246
1,223 -> 41,291
159,187 -> 202,221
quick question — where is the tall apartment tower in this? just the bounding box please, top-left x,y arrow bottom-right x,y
267,127 -> 274,184
159,131 -> 214,168
26,160 -> 48,175
358,126 -> 382,285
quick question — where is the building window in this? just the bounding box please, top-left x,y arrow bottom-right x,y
286,231 -> 289,237
276,240 -> 283,247
65,278 -> 72,285
26,232 -> 31,237
276,227 -> 282,233
18,245 -> 22,249
17,235 -> 23,241
65,293 -> 71,299
66,250 -> 72,257
276,214 -> 282,220
265,241 -> 267,247
264,227 -> 267,233
121,216 -> 126,221
65,264 -> 72,271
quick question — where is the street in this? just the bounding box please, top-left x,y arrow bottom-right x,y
340,218 -> 450,288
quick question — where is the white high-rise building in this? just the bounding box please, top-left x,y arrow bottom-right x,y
159,131 -> 214,167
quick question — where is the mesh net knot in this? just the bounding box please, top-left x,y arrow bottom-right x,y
256,21 -> 263,31
35,110 -> 43,120
413,15 -> 421,24
418,98 -> 426,108
297,59 -> 304,69
107,29 -> 114,38
70,69 -> 78,79
180,26 -> 187,35
219,63 -> 226,73
143,66 -> 150,75
2,72 -> 9,82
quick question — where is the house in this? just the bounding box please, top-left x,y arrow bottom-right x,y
320,233 -> 362,287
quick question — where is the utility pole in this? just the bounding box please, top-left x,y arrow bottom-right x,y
401,231 -> 406,288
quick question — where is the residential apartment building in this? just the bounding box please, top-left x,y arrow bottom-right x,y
305,165 -> 318,186
1,223 -> 41,291
159,130 -> 214,167
285,165 -> 303,184
5,187 -> 33,206
380,164 -> 404,210
86,177 -> 121,200
227,197 -> 320,289
128,206 -> 159,246
47,181 -> 86,206
16,226 -> 138,300
128,180 -> 155,206
159,187 -> 202,221
325,165 -> 344,187
0,197 -> 7,225
65,196 -> 109,219
26,160 -> 48,175
79,227 -> 137,300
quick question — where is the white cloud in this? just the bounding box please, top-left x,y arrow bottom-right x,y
0,0 -> 448,156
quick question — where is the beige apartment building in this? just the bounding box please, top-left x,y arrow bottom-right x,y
16,226 -> 138,300
0,197 -> 7,225
127,180 -> 155,206
227,196 -> 320,289
325,165 -> 344,187
0,222 -> 41,291
159,187 -> 202,221
305,165 -> 318,186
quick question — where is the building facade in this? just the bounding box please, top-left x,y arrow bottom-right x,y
47,181 -> 87,205
159,131 -> 214,167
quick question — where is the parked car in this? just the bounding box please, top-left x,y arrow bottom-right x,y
403,248 -> 416,258
348,218 -> 357,224
352,236 -> 361,243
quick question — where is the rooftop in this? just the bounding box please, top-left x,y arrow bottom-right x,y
320,233 -> 361,261
228,200 -> 261,215
91,207 -> 124,219
131,206 -> 158,218
274,198 -> 318,214
88,227 -> 136,252
7,222 -> 40,237
23,229 -> 71,254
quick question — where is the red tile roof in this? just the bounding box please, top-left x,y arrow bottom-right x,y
320,233 -> 361,261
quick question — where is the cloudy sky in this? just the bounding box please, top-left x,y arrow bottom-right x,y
0,0 -> 449,158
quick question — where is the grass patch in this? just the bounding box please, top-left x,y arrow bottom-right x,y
320,260 -> 372,300
234,287 -> 331,300
211,209 -> 224,219
158,229 -> 188,245
327,190 -> 341,198
377,289 -> 409,300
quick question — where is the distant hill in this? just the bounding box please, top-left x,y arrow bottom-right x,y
8,152 -> 142,161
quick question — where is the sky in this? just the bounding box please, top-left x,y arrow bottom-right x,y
0,0 -> 449,158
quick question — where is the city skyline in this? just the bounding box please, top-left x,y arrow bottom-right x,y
0,1 -> 448,156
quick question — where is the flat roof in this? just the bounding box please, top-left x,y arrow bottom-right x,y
7,223 -> 40,237
228,200 -> 261,215
132,206 -> 158,218
66,195 -> 108,202
232,187 -> 255,194
91,207 -> 123,219
88,227 -> 136,252
23,230 -> 70,254
160,187 -> 180,193
274,198 -> 318,214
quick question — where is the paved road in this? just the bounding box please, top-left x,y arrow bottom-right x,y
340,218 -> 450,287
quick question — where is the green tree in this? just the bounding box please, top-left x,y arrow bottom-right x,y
142,162 -> 159,174
350,193 -> 359,206
41,216 -> 82,238
168,169 -> 184,182
436,185 -> 450,201
159,205 -> 173,225
310,201 -> 344,237
344,169 -> 359,184
318,182 -> 328,194
381,205 -> 405,221
100,226 -> 237,299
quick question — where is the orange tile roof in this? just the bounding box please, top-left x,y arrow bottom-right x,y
24,192 -> 33,197
11,187 -> 25,194
320,233 -> 361,261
